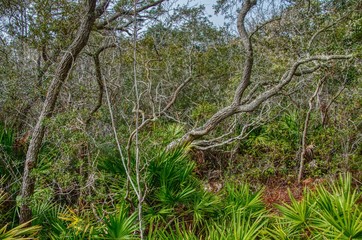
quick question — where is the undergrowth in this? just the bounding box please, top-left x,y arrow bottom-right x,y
1,148 -> 360,239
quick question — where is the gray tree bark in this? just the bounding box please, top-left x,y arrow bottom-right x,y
19,0 -> 166,224
168,0 -> 353,150
19,0 -> 98,223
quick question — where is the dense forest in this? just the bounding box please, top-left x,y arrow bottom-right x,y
0,0 -> 361,239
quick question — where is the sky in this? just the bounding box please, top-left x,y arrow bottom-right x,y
176,0 -> 227,27
174,0 -> 286,29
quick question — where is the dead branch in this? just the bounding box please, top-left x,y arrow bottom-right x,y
127,75 -> 194,152
298,77 -> 325,184
85,43 -> 116,126
321,78 -> 348,127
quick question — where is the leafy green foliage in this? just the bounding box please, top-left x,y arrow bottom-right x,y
148,221 -> 199,240
208,183 -> 268,240
0,0 -> 361,239
208,210 -> 268,240
0,125 -> 19,176
313,173 -> 362,239
271,173 -> 362,239
145,149 -> 204,226
0,125 -> 23,224
148,149 -> 197,205
0,177 -> 11,226
103,204 -> 138,240
274,190 -> 314,238
31,199 -> 69,239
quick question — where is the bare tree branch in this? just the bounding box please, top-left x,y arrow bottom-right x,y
192,118 -> 262,150
168,54 -> 353,150
321,77 -> 348,126
85,44 -> 116,126
127,75 -> 194,151
237,55 -> 352,113
103,74 -> 140,199
96,0 -> 165,29
307,15 -> 347,50
233,0 -> 257,105
250,16 -> 281,38
298,77 -> 325,184
95,0 -> 111,18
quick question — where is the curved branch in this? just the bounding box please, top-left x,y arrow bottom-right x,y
321,77 -> 348,126
168,54 -> 353,149
95,0 -> 111,17
96,0 -> 165,29
85,44 -> 116,127
127,76 -> 194,151
192,119 -> 261,150
250,17 -> 281,38
233,0 -> 257,105
307,15 -> 347,50
237,55 -> 352,113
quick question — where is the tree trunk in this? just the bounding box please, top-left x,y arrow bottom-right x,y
166,0 -> 352,150
19,0 -> 97,224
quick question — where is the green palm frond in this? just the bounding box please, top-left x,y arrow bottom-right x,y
148,148 -> 198,207
209,210 -> 268,240
0,221 -> 41,239
0,125 -> 15,150
313,173 -> 362,239
275,189 -> 314,234
49,221 -> 96,240
103,203 -> 138,239
98,147 -> 127,176
148,220 -> 198,240
192,192 -> 220,226
224,183 -> 265,216
266,219 -> 296,240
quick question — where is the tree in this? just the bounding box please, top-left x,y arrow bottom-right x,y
0,0 -> 358,234
168,0 -> 355,150
19,0 -> 99,224
19,0 -> 167,224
